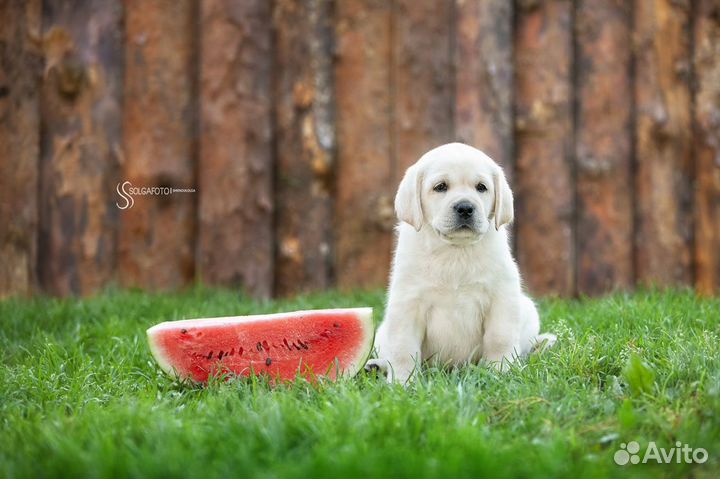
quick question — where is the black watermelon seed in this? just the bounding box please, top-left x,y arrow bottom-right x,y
256,342 -> 263,351
207,351 -> 213,360
181,328 -> 187,334
333,323 -> 340,328
265,358 -> 272,366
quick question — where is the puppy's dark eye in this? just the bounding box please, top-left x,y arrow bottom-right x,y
433,182 -> 448,193
476,183 -> 487,193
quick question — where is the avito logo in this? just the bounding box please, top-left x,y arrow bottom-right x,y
614,441 -> 708,466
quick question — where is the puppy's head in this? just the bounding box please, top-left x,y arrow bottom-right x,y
395,143 -> 513,244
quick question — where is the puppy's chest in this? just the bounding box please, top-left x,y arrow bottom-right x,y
421,288 -> 490,365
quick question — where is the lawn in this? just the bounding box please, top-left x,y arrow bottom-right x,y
1,287 -> 718,478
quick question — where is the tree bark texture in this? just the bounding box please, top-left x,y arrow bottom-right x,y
634,0 -> 694,287
335,0 -> 395,290
575,0 -> 634,294
197,0 -> 274,298
38,0 -> 123,296
514,0 -> 574,296
693,0 -> 720,294
393,0 -> 454,176
454,0 -> 513,178
0,0 -> 42,297
273,0 -> 336,296
120,0 -> 196,291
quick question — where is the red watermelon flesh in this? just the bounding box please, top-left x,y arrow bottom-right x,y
147,308 -> 373,383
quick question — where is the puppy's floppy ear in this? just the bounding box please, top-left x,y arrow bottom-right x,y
395,163 -> 424,231
492,166 -> 514,230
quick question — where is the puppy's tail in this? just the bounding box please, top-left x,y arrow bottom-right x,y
531,333 -> 557,353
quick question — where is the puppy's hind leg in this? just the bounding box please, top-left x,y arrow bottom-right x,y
531,333 -> 557,352
518,294 -> 557,354
516,294 -> 556,355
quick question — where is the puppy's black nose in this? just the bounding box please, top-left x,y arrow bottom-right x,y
454,201 -> 474,219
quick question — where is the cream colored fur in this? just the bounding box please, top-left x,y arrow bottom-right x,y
367,143 -> 556,384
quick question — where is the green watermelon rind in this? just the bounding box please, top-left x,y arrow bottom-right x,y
146,307 -> 374,382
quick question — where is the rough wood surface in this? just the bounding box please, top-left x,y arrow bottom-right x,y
38,0 -> 123,296
574,0 -> 633,294
634,0 -> 693,287
3,0 -> 720,299
197,0 -> 274,298
0,0 -> 42,297
334,0 -> 394,290
393,0 -> 454,174
693,0 -> 720,294
273,0 -> 336,296
120,0 -> 196,291
454,0 -> 513,176
514,0 -> 574,296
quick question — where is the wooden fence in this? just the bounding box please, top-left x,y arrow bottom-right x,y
1,0 -> 719,299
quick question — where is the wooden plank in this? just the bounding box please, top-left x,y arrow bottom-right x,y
393,0 -> 454,173
120,0 -> 196,290
454,0 -> 513,176
514,0 -> 574,296
197,0 -> 274,298
693,0 -> 720,295
273,0 -> 335,296
574,0 -> 633,294
634,0 -> 693,287
38,0 -> 123,296
334,0 -> 394,290
0,0 -> 42,297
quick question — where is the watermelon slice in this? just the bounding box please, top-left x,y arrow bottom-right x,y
147,308 -> 373,383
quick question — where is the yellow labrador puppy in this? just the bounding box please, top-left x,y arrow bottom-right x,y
367,143 -> 555,383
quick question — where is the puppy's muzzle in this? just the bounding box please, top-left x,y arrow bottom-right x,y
453,201 -> 475,227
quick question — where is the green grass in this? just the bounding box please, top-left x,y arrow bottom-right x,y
1,287 -> 719,478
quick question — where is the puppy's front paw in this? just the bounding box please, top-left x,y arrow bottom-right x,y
364,358 -> 390,376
